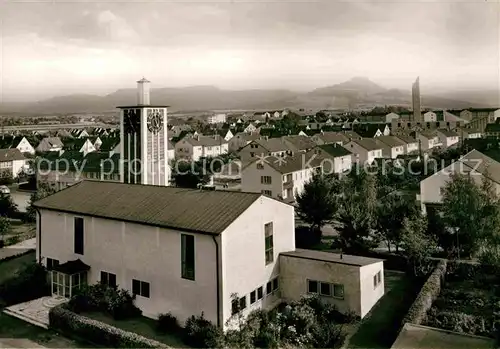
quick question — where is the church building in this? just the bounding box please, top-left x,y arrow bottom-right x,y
33,79 -> 385,330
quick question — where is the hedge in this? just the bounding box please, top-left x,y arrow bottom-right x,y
401,259 -> 447,326
49,305 -> 170,348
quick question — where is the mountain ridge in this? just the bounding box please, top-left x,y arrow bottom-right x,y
0,77 -> 495,115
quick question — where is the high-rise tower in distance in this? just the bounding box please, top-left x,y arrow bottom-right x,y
412,77 -> 422,122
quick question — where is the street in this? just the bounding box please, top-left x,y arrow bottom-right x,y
8,188 -> 31,213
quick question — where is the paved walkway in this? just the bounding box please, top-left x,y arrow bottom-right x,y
0,338 -> 46,348
0,248 -> 32,260
5,238 -> 36,250
4,296 -> 68,329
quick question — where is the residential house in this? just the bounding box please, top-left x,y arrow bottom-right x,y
56,130 -> 73,138
0,148 -> 27,178
419,150 -> 500,213
484,123 -> 500,139
170,125 -> 192,139
436,129 -> 460,148
455,128 -> 482,140
310,144 -> 353,174
244,123 -> 258,134
394,135 -> 419,154
175,135 -> 229,162
207,114 -> 227,124
62,138 -> 97,156
223,129 -> 234,142
36,137 -> 64,153
36,151 -> 120,190
238,138 -> 293,164
71,129 -> 89,138
34,181 -> 384,329
342,131 -> 363,141
241,153 -> 322,203
344,139 -> 383,165
0,136 -> 36,155
228,132 -> 261,153
385,113 -> 400,123
459,108 -> 500,122
375,136 -> 406,159
281,135 -> 317,154
95,137 -> 120,153
311,132 -> 350,146
417,130 -> 442,151
353,124 -> 388,138
423,111 -> 437,122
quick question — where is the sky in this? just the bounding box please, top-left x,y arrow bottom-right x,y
0,0 -> 499,102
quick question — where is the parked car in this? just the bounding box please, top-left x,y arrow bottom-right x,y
0,185 -> 10,195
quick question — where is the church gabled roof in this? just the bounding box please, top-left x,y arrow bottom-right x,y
33,181 -> 266,235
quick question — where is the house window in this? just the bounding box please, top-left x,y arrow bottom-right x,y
101,271 -> 117,288
231,299 -> 239,315
307,280 -> 318,294
272,277 -> 279,291
239,296 -> 247,310
132,279 -> 150,298
257,163 -> 264,170
320,282 -> 331,296
257,286 -> 263,300
46,258 -> 59,271
261,190 -> 272,196
250,290 -> 256,304
74,217 -> 84,255
333,284 -> 344,299
181,234 -> 195,280
261,176 -> 272,184
250,152 -> 255,157
373,271 -> 382,288
265,222 -> 274,265
266,281 -> 272,295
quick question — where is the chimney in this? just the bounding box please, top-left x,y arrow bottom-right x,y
137,77 -> 151,106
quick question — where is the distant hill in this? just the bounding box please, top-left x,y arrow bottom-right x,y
0,77 -> 489,115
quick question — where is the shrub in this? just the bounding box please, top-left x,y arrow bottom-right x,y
67,283 -> 141,320
402,259 -> 447,326
0,262 -> 49,305
157,312 -> 180,333
310,321 -> 345,348
49,305 -> 168,348
426,308 -> 489,337
183,313 -> 225,348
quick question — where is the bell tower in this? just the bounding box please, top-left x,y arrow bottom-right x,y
118,78 -> 170,186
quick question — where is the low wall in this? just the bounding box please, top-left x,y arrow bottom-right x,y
49,306 -> 169,348
401,259 -> 447,327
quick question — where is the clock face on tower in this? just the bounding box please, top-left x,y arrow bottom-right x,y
123,109 -> 141,133
147,109 -> 164,134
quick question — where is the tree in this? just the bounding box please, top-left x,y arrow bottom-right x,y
171,160 -> 210,189
400,214 -> 437,276
376,194 -> 418,252
26,183 -> 57,222
335,173 -> 379,253
441,172 -> 500,258
296,174 -> 338,233
0,193 -> 18,218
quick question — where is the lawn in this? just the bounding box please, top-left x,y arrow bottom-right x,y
85,311 -> 189,347
422,264 -> 500,338
0,312 -> 95,348
0,250 -> 35,283
348,270 -> 424,349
